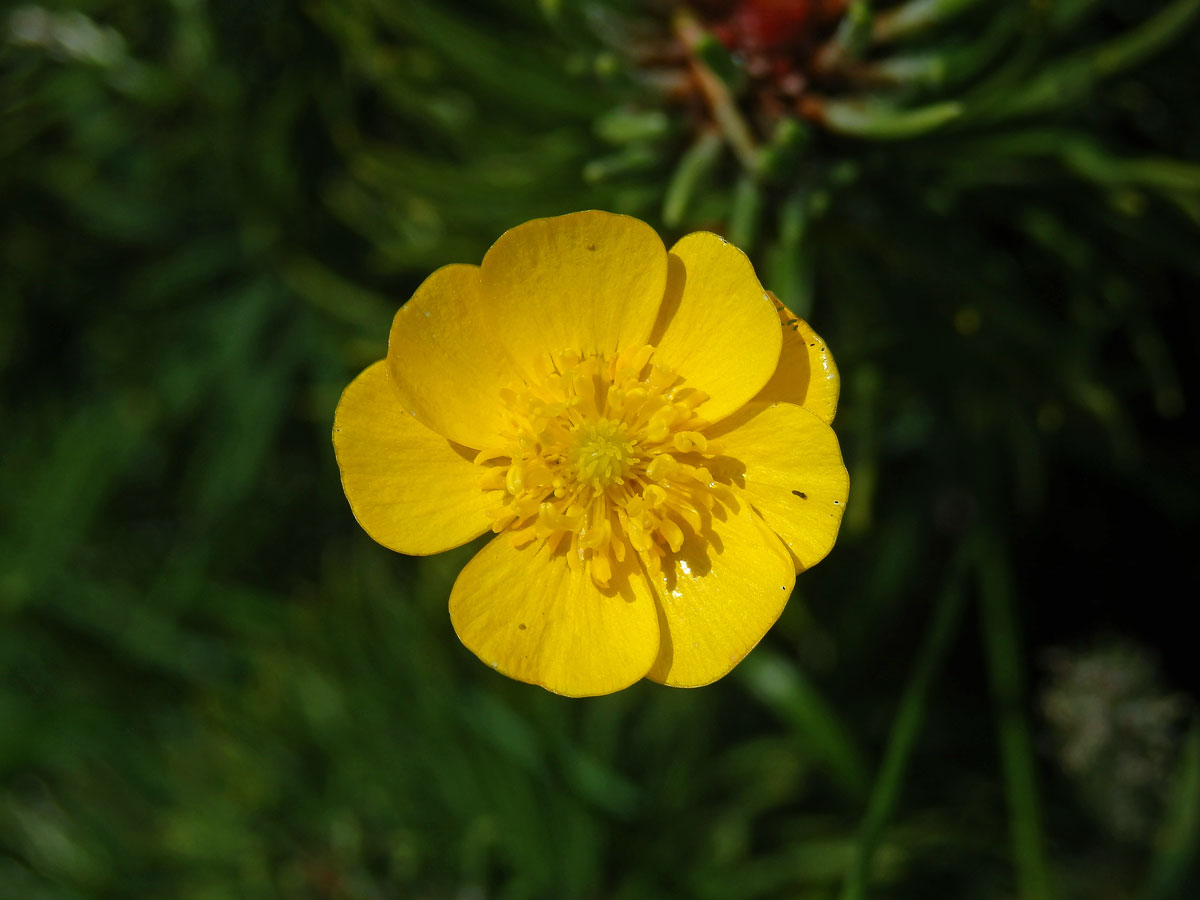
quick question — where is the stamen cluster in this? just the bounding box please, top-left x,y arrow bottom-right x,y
476,345 -> 736,586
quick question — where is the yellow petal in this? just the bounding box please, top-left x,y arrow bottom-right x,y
754,293 -> 840,423
387,264 -> 515,449
646,503 -> 795,687
450,539 -> 660,697
333,361 -> 491,555
651,232 -> 783,424
479,211 -> 667,370
708,401 -> 848,573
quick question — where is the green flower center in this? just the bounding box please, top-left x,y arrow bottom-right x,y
569,419 -> 636,488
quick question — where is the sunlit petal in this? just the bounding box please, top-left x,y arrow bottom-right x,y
334,361 -> 492,555
480,210 -> 667,373
387,264 -> 516,449
708,401 -> 848,572
646,502 -> 795,687
450,537 -> 660,697
650,231 -> 782,423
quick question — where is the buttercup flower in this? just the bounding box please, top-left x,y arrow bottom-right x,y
333,211 -> 847,696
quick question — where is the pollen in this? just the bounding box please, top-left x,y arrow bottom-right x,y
475,344 -> 734,586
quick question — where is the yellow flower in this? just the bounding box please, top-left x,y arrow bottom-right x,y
333,211 -> 848,696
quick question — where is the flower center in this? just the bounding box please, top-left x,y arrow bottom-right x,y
570,419 -> 635,488
475,345 -> 734,586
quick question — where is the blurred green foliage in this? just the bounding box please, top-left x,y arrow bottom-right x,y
2,1 -> 1198,898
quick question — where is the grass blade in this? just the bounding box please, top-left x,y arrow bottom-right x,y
838,544 -> 971,900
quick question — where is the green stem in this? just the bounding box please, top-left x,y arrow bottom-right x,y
764,190 -> 815,318
673,8 -> 760,171
662,130 -> 724,227
810,98 -> 962,140
1143,719 -> 1200,900
978,534 -> 1055,900
738,649 -> 872,805
972,0 -> 1200,122
813,0 -> 873,73
872,0 -> 988,44
1093,0 -> 1200,76
838,545 -> 971,900
727,172 -> 763,250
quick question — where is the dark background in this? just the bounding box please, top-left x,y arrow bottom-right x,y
3,1 -> 1198,897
